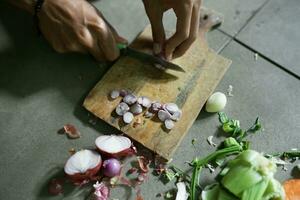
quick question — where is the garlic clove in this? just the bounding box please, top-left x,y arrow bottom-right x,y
164,119 -> 175,130
110,90 -> 120,99
123,94 -> 137,105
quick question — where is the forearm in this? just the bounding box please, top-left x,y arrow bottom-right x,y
9,0 -> 35,14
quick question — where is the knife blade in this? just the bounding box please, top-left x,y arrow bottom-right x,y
117,44 -> 185,72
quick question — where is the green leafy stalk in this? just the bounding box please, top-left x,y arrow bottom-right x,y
281,151 -> 300,159
189,144 -> 243,200
218,112 -> 262,141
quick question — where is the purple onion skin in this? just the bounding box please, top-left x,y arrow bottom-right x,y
102,158 -> 121,177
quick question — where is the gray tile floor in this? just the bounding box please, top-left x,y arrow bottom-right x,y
0,0 -> 299,199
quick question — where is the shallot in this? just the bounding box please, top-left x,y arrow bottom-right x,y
123,112 -> 134,124
64,149 -> 102,184
120,89 -> 128,97
115,102 -> 130,116
130,103 -> 143,115
138,96 -> 151,108
165,103 -> 179,114
102,158 -> 121,177
158,110 -> 171,122
110,90 -> 120,99
164,119 -> 174,130
151,101 -> 162,112
123,94 -> 137,105
95,135 -> 133,157
171,110 -> 182,121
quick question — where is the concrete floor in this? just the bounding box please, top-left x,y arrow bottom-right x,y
0,0 -> 299,199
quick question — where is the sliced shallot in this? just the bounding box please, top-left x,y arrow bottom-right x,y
123,112 -> 134,124
110,90 -> 120,99
158,110 -> 171,122
120,89 -> 129,97
115,102 -> 130,116
138,96 -> 151,108
171,110 -> 182,121
130,103 -> 143,115
165,103 -> 179,114
164,119 -> 174,130
123,94 -> 137,105
151,101 -> 162,112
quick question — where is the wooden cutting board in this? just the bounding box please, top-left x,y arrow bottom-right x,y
83,25 -> 231,160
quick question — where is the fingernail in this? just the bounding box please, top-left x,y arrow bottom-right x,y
166,54 -> 172,61
153,43 -> 162,55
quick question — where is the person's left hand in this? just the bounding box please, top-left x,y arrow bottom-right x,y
142,0 -> 202,60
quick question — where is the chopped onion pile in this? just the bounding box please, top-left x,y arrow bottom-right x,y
201,150 -> 285,200
109,89 -> 182,130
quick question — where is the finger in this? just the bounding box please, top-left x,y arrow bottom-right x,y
89,18 -> 120,61
143,0 -> 165,55
173,3 -> 201,59
77,27 -> 106,61
165,2 -> 193,60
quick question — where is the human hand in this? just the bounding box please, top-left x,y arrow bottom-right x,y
142,0 -> 202,60
38,0 -> 127,61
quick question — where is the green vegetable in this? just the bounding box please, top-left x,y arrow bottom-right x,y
189,142 -> 243,200
205,150 -> 285,200
218,112 -> 262,141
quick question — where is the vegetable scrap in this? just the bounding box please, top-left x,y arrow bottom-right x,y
227,85 -> 234,97
205,92 -> 227,113
48,178 -> 64,195
207,135 -> 217,147
218,112 -> 262,141
61,124 -> 81,139
50,134 -> 152,199
109,89 -> 182,130
92,181 -> 110,200
283,179 -> 300,200
175,182 -> 188,200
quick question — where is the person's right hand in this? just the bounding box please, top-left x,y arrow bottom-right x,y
38,0 -> 127,61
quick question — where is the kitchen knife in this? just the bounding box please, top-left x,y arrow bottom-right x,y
117,44 -> 185,72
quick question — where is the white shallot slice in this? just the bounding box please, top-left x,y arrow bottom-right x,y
144,111 -> 154,118
207,136 -> 217,147
123,94 -> 137,105
130,103 -> 143,115
175,182 -> 188,200
165,103 -> 179,114
164,119 -> 174,130
138,96 -> 152,108
158,110 -> 171,122
115,102 -> 130,116
171,110 -> 182,121
123,112 -> 134,124
120,89 -> 128,97
151,101 -> 162,112
110,90 -> 120,99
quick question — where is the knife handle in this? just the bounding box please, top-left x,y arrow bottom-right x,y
117,43 -> 128,56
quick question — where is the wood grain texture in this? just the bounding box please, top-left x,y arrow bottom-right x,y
83,25 -> 231,160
